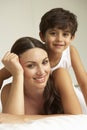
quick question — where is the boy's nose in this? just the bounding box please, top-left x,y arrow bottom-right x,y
56,34 -> 62,41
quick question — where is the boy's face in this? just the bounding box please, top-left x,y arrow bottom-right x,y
40,28 -> 74,54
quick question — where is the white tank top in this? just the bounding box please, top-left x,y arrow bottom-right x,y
51,46 -> 71,72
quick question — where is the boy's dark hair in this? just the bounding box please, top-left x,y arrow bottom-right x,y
39,8 -> 78,36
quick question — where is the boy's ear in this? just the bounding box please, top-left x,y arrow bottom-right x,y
71,35 -> 75,40
39,32 -> 45,42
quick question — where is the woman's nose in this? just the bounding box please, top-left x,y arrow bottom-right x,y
36,66 -> 45,75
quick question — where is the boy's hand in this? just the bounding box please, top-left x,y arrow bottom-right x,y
0,67 -> 11,89
0,75 -> 3,89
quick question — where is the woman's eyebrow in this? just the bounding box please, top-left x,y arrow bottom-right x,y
25,57 -> 49,64
24,61 -> 36,64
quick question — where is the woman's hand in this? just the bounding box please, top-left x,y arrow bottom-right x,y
2,52 -> 23,76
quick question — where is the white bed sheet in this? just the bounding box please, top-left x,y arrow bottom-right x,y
0,115 -> 87,130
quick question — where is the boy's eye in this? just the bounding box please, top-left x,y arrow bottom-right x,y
63,32 -> 69,37
50,32 -> 56,35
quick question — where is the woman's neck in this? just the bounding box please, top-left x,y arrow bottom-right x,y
24,86 -> 44,100
24,91 -> 44,115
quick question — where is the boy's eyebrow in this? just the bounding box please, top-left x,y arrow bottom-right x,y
63,30 -> 70,33
63,28 -> 71,32
48,28 -> 56,31
48,29 -> 70,34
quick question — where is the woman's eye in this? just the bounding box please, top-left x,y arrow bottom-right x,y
27,64 -> 35,68
43,59 -> 49,65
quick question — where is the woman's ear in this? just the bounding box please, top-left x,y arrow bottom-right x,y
39,32 -> 45,42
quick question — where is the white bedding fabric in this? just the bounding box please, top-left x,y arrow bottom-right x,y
0,115 -> 87,130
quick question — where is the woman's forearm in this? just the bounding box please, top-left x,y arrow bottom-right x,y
2,73 -> 24,115
0,113 -> 66,123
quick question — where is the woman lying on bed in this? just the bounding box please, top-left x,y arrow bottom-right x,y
0,37 -> 82,123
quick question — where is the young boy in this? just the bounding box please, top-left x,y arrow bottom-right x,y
39,8 -> 87,112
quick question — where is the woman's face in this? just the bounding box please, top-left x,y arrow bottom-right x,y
19,48 -> 50,90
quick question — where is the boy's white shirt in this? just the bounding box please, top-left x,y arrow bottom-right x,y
51,46 -> 71,72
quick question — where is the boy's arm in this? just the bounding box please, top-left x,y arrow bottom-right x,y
0,67 -> 11,89
70,45 -> 87,104
53,68 -> 82,114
